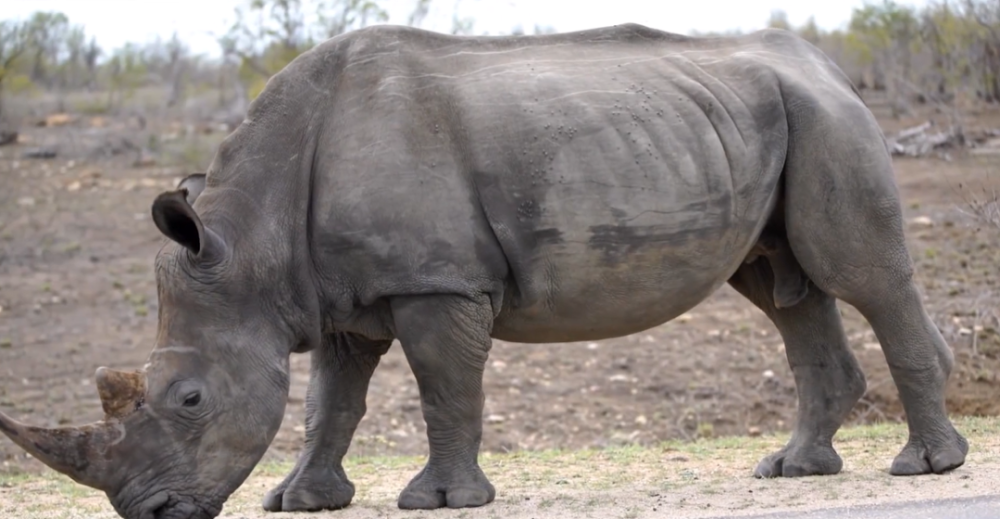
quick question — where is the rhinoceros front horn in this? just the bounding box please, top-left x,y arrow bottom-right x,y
0,367 -> 146,492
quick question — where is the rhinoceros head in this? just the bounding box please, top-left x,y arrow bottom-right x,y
0,174 -> 300,518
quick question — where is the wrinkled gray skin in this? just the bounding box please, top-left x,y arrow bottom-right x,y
0,23 -> 969,518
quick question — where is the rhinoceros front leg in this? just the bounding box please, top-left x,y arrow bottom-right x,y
262,333 -> 390,512
729,255 -> 867,477
390,293 -> 496,510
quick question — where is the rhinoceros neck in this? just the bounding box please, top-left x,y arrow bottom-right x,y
198,84 -> 327,354
202,158 -> 323,354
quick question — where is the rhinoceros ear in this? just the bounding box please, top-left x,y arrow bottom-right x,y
151,188 -> 223,260
177,173 -> 207,205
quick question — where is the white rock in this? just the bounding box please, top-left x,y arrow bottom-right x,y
910,216 -> 934,227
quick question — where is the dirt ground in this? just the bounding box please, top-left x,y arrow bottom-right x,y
3,417 -> 1000,518
0,97 -> 998,475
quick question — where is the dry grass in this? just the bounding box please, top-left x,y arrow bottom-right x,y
2,416 -> 1000,519
952,167 -> 1000,359
957,174 -> 1000,231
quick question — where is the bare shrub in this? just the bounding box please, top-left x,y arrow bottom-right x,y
958,174 -> 1000,231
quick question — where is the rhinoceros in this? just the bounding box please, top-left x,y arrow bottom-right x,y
0,23 -> 967,518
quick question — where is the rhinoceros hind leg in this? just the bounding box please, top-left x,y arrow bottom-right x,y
728,257 -> 865,478
391,293 -> 496,510
262,334 -> 389,512
781,98 -> 968,476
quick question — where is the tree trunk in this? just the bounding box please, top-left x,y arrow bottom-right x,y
885,50 -> 903,118
232,67 -> 248,115
166,62 -> 185,108
991,42 -> 1000,103
31,49 -> 49,86
217,68 -> 227,108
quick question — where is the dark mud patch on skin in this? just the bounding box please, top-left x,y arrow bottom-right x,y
533,228 -> 564,246
588,223 -> 709,265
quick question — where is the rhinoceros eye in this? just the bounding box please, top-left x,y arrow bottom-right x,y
182,392 -> 201,407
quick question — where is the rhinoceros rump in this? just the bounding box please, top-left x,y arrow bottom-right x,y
0,23 -> 968,519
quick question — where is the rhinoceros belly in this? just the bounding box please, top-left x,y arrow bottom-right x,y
487,183 -> 762,344
473,112 -> 781,343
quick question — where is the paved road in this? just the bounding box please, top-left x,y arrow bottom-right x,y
708,495 -> 1000,519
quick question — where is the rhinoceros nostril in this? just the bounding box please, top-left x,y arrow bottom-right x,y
151,501 -> 170,519
150,497 -> 204,519
139,491 -> 169,519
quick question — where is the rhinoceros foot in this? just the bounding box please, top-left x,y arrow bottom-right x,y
262,464 -> 355,512
753,442 -> 843,478
889,426 -> 968,476
397,464 -> 496,510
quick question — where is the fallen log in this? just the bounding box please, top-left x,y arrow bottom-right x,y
886,120 -> 967,157
894,121 -> 933,141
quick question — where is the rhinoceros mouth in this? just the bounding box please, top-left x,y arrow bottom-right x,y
120,490 -> 219,519
150,501 -> 215,519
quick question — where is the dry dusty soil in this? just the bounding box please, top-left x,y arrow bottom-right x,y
2,418 -> 1000,518
0,98 -> 998,516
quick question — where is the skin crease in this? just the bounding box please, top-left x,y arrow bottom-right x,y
0,23 -> 969,518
